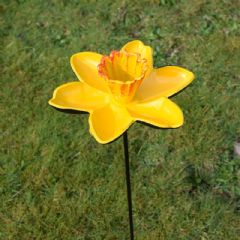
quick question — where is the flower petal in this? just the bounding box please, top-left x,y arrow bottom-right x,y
134,66 -> 194,102
70,52 -> 109,92
49,82 -> 108,112
127,97 -> 183,128
121,40 -> 153,76
89,104 -> 133,144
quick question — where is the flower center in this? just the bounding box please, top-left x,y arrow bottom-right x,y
98,50 -> 148,103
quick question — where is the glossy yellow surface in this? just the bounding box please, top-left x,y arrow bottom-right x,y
49,40 -> 195,144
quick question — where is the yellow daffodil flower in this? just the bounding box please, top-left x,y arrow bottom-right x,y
49,40 -> 194,144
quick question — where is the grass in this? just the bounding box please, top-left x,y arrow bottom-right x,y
1,0 -> 240,239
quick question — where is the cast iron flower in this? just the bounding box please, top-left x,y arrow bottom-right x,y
49,40 -> 194,143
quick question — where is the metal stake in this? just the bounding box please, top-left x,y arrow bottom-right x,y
123,131 -> 134,240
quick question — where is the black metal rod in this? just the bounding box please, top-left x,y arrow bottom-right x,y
123,131 -> 134,240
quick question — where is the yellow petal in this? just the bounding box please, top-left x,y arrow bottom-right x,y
89,104 -> 133,144
70,52 -> 109,92
135,66 -> 194,102
121,40 -> 153,76
49,82 -> 108,112
127,97 -> 183,128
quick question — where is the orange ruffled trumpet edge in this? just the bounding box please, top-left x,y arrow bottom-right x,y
49,40 -> 195,144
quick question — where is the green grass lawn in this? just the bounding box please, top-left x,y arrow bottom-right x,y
1,0 -> 240,239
